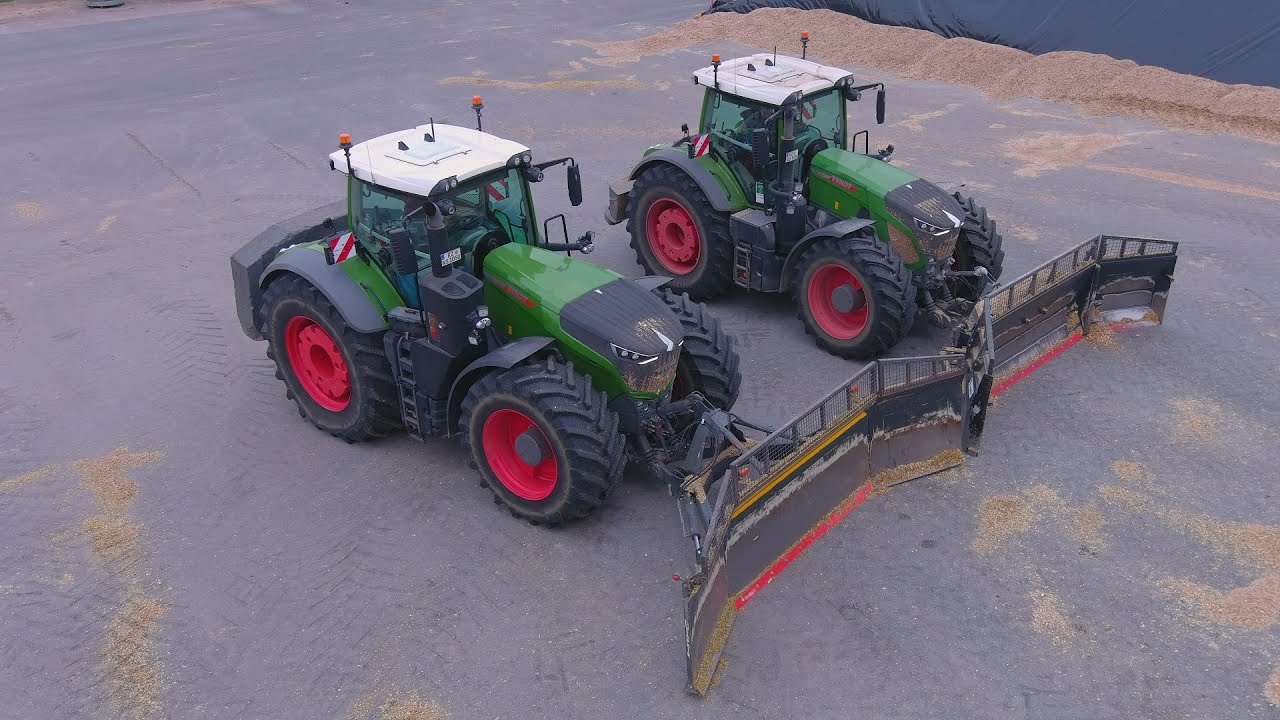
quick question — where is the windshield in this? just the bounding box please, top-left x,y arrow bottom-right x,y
350,167 -> 534,280
796,88 -> 844,149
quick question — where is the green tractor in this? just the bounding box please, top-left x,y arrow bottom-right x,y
606,40 -> 1005,359
231,101 -> 751,526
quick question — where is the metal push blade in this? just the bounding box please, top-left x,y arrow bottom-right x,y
683,354 -> 979,694
978,234 -> 1179,394
680,235 -> 1179,695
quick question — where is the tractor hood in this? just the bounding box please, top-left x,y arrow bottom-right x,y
482,243 -> 683,396
559,279 -> 684,395
810,148 -> 965,261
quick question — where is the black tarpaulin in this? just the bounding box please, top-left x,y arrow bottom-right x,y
706,0 -> 1280,88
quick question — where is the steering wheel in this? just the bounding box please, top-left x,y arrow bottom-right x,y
471,229 -> 510,276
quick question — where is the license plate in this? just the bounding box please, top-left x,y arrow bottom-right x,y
440,247 -> 462,266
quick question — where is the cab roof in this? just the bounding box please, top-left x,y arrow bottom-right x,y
329,123 -> 531,197
692,53 -> 854,106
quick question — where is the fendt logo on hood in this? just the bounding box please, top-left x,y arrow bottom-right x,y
653,329 -> 675,352
813,170 -> 858,193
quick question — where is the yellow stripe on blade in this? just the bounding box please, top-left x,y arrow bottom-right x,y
731,410 -> 867,520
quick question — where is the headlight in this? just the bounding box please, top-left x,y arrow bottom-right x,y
914,217 -> 950,235
611,343 -> 659,365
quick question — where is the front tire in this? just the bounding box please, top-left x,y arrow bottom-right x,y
949,192 -> 1005,300
261,274 -> 400,441
655,289 -> 741,409
460,357 -> 625,525
794,232 -> 916,360
627,165 -> 734,300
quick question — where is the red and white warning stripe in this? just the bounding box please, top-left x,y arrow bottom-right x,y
691,133 -> 711,157
486,178 -> 509,201
330,232 -> 357,263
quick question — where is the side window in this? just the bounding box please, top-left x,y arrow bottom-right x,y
350,180 -> 408,258
701,90 -> 775,193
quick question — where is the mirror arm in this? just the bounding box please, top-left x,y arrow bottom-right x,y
533,156 -> 576,171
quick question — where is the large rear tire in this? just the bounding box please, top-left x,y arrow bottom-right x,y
460,357 -> 625,525
627,165 -> 733,300
261,274 -> 400,441
655,289 -> 741,410
949,192 -> 1005,300
794,232 -> 916,360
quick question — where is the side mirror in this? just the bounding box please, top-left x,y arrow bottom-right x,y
876,88 -> 886,125
750,128 -> 770,169
567,163 -> 583,207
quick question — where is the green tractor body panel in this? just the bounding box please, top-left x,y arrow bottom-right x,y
333,248 -> 406,314
808,149 -> 931,271
639,143 -> 752,211
479,243 -> 663,400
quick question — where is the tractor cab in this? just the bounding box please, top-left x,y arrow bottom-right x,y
329,122 -> 545,303
691,52 -> 886,202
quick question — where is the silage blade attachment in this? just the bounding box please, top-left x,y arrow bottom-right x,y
680,235 -> 1181,695
683,355 -> 976,694
980,234 -> 1179,390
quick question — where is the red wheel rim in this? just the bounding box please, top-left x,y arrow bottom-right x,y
645,198 -> 701,275
284,316 -> 351,412
482,408 -> 559,501
807,264 -> 869,340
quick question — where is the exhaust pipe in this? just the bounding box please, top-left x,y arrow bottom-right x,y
423,202 -> 452,279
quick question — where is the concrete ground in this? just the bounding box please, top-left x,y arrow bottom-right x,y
1,1 -> 1278,718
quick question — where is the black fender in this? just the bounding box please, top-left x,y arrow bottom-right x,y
259,246 -> 390,335
231,201 -> 347,340
628,149 -> 735,213
447,336 -> 557,433
632,275 -> 672,292
780,218 -> 878,288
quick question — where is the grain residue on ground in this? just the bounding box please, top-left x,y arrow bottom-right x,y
1003,132 -> 1132,177
1169,397 -> 1225,445
573,8 -> 1280,143
380,694 -> 450,720
1086,164 -> 1280,203
1160,508 -> 1280,571
869,448 -> 965,492
83,515 -> 141,564
1266,666 -> 1280,707
1097,484 -> 1150,509
1029,591 -> 1074,645
1023,484 -> 1105,547
13,200 -> 47,221
1159,575 -> 1280,630
0,464 -> 58,492
70,447 -> 164,513
897,103 -> 961,132
103,595 -> 168,720
439,70 -> 643,92
972,495 -> 1033,555
1110,460 -> 1147,484
1084,327 -> 1125,355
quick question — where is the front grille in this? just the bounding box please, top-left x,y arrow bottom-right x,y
918,227 -> 959,260
559,279 -> 685,396
622,348 -> 679,395
885,180 -> 965,263
885,214 -> 922,265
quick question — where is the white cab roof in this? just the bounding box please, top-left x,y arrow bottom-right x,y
329,123 -> 530,197
692,53 -> 853,106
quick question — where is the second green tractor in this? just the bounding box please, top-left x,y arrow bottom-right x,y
607,39 -> 1006,359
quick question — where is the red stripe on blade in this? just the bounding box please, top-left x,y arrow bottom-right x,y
990,332 -> 1083,398
734,482 -> 872,611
